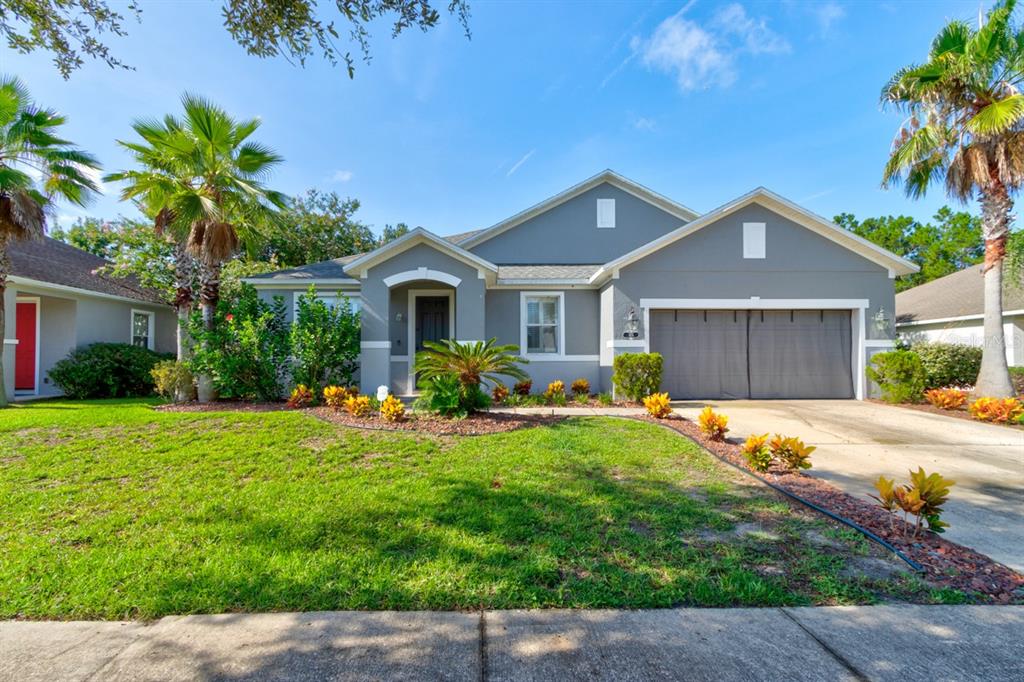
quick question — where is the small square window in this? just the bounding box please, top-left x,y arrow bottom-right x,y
597,198 -> 616,228
743,222 -> 766,259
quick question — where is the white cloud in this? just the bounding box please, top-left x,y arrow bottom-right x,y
330,169 -> 354,183
506,150 -> 535,177
632,116 -> 657,132
635,4 -> 789,92
812,2 -> 845,35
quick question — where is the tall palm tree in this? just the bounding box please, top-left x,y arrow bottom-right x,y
106,93 -> 286,401
0,75 -> 100,407
883,0 -> 1023,397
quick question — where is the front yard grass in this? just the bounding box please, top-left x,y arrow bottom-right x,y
1,399 -> 937,619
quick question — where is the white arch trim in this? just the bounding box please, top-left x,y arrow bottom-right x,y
382,267 -> 461,288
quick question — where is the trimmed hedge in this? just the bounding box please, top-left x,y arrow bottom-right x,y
612,352 -> 663,401
48,343 -> 173,399
911,342 -> 982,389
866,350 -> 926,404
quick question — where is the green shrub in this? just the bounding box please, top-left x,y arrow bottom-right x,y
48,343 -> 171,399
291,286 -> 361,393
414,373 -> 490,418
910,342 -> 982,389
1010,366 -> 1024,396
866,350 -> 926,404
188,284 -> 291,401
612,352 -> 663,401
150,360 -> 194,402
597,392 -> 614,406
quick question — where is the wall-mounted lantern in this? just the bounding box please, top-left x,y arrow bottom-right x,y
623,307 -> 640,338
872,306 -> 892,336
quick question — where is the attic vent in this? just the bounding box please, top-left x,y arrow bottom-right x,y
597,198 -> 616,228
743,222 -> 766,259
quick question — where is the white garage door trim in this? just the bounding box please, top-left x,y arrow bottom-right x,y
638,298 -> 870,400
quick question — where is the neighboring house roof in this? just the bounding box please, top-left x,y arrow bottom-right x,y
246,232 -> 480,284
8,237 -> 168,305
342,227 -> 499,281
589,187 -> 920,285
896,264 -> 1024,324
457,169 -> 700,250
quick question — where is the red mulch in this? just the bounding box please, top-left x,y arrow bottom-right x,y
868,399 -> 1024,431
637,414 -> 1024,603
309,406 -> 562,435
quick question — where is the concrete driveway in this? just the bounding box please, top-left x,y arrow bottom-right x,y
673,400 -> 1024,572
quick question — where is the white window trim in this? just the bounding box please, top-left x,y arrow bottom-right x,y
597,198 -> 616,228
407,289 -> 455,394
130,309 -> 155,351
15,296 -> 41,396
743,222 -> 766,259
520,291 -> 566,359
292,292 -> 362,320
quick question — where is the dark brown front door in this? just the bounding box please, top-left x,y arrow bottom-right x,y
415,296 -> 449,351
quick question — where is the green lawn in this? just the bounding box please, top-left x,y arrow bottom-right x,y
1,399 -> 934,619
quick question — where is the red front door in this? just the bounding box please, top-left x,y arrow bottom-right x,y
15,301 -> 37,391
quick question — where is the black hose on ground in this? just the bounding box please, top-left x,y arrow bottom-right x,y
635,417 -> 926,574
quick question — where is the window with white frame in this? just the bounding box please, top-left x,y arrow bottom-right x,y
293,292 -> 362,320
131,310 -> 154,349
743,222 -> 766,259
597,198 -> 616,228
523,293 -> 562,354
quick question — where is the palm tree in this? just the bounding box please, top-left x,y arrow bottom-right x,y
415,339 -> 529,390
882,0 -> 1022,397
105,94 -> 286,401
0,75 -> 100,407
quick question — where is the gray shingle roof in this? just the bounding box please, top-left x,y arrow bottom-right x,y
9,237 -> 168,305
895,264 -> 1024,323
496,264 -> 602,281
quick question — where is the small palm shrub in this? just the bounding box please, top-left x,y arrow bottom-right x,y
151,360 -> 195,402
642,392 -> 672,418
570,378 -> 590,396
513,379 -> 532,396
866,350 -> 925,403
491,382 -> 509,404
969,396 -> 1023,423
380,395 -> 405,422
612,352 -> 663,401
741,433 -> 772,472
871,468 -> 955,537
344,394 -> 372,417
415,373 -> 489,418
415,339 -> 526,417
769,435 -> 815,471
323,385 -> 354,409
597,392 -> 614,406
924,387 -> 967,410
544,380 -> 565,402
287,384 -> 315,408
697,406 -> 729,441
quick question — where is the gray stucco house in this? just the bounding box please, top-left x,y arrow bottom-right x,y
2,237 -> 175,401
248,170 -> 918,400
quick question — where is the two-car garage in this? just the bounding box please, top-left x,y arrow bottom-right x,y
649,308 -> 855,400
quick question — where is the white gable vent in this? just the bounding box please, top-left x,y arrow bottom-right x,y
597,198 -> 616,228
743,222 -> 766,259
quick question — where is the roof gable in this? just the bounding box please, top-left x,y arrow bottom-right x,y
590,188 -> 919,284
459,170 -> 699,251
343,227 -> 498,281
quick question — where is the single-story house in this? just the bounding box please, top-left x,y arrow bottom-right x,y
2,237 -> 175,401
248,170 -> 918,400
896,263 -> 1024,366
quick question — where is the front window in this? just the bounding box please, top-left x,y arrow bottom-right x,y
525,294 -> 560,354
131,311 -> 153,349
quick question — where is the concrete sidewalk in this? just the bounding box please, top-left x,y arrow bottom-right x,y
3,606 -> 1021,681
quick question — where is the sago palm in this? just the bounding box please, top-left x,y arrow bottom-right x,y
882,0 -> 1023,397
415,338 -> 529,389
105,93 -> 286,401
0,75 -> 100,407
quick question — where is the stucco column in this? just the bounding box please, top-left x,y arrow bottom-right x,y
2,285 -> 16,401
358,277 -> 391,394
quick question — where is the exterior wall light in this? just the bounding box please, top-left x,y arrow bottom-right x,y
872,307 -> 892,337
623,306 -> 640,338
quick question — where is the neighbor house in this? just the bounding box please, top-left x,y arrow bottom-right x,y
2,237 -> 175,401
248,170 -> 918,400
896,264 -> 1024,366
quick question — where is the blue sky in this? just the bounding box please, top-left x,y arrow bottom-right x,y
3,0 -> 992,238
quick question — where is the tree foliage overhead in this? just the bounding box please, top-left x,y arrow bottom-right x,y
1,0 -> 470,79
262,189 -> 374,266
834,207 -> 986,290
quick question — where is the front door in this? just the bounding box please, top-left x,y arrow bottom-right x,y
415,296 -> 449,352
15,300 -> 37,392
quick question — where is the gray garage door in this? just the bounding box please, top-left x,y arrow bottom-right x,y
650,310 -> 854,400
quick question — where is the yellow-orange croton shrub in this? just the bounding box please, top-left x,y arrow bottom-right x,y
924,388 -> 967,410
697,406 -> 729,441
969,396 -> 1023,423
380,395 -> 405,422
642,392 -> 672,418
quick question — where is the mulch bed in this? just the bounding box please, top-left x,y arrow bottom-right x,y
868,399 -> 1024,431
637,414 -> 1024,603
308,406 -> 563,435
